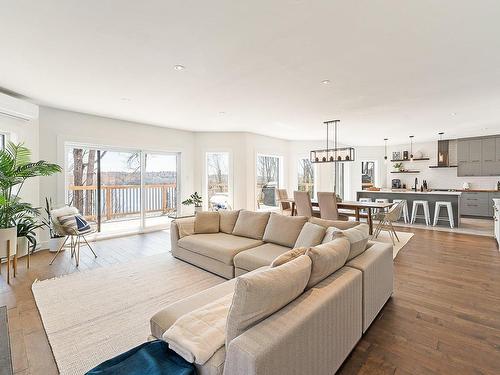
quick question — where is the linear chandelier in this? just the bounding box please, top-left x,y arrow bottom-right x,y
310,120 -> 355,163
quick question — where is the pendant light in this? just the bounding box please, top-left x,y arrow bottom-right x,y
409,135 -> 414,161
384,138 -> 388,164
310,120 -> 355,164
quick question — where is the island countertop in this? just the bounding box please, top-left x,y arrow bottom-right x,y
356,190 -> 462,196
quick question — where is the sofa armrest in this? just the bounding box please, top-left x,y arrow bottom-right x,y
170,217 -> 195,253
223,267 -> 362,375
345,241 -> 393,332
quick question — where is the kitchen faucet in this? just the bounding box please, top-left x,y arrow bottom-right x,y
414,177 -> 418,192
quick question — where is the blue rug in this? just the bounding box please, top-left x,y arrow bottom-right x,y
85,340 -> 195,375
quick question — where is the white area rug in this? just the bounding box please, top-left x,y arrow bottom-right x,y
32,253 -> 223,375
372,230 -> 414,258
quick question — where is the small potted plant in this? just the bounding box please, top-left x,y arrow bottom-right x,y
42,197 -> 65,252
16,212 -> 43,258
182,192 -> 203,213
393,162 -> 404,172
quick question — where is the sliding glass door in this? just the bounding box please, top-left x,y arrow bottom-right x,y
65,144 -> 179,235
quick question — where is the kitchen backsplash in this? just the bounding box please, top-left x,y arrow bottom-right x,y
385,140 -> 500,190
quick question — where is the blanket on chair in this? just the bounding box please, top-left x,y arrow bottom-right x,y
163,293 -> 233,365
85,340 -> 194,375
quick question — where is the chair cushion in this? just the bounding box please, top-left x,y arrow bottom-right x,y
233,243 -> 292,272
262,213 -> 308,247
232,210 -> 270,240
306,238 -> 350,289
178,233 -> 263,265
219,210 -> 240,234
294,222 -> 326,247
194,211 -> 220,234
225,255 -> 312,346
270,247 -> 308,267
58,214 -> 92,234
329,223 -> 370,260
309,217 -> 360,230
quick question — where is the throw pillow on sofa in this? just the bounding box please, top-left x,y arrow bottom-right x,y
295,222 -> 326,247
270,247 -> 308,267
262,213 -> 308,248
328,223 -> 370,260
309,217 -> 360,230
219,210 -> 241,234
232,210 -> 271,240
226,255 -> 312,346
305,237 -> 350,289
194,211 -> 220,234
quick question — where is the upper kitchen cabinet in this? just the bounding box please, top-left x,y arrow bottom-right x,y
458,135 -> 500,176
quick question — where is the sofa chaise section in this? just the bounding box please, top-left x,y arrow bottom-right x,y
233,243 -> 292,276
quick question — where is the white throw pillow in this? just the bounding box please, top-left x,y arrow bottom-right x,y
295,222 -> 326,247
305,237 -> 350,289
225,255 -> 312,346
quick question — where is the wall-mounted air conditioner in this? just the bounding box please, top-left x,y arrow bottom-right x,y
0,92 -> 38,121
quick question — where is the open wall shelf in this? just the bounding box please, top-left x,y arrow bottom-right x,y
429,165 -> 458,168
390,158 -> 430,162
391,171 -> 420,173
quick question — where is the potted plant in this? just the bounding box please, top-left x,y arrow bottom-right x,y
182,192 -> 203,212
16,212 -> 44,262
42,197 -> 65,252
0,142 -> 62,256
393,162 -> 404,172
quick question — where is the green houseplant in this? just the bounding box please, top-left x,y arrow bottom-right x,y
0,142 -> 62,257
182,192 -> 203,212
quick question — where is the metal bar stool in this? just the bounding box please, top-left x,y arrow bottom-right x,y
433,201 -> 454,228
411,200 -> 431,225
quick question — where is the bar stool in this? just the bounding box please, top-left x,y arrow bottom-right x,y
411,200 -> 431,225
359,198 -> 372,215
392,199 -> 409,223
433,201 -> 454,228
375,198 -> 390,214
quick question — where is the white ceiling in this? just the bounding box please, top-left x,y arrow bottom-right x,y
1,0 -> 500,145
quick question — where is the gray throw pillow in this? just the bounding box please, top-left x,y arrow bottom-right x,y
295,222 -> 326,247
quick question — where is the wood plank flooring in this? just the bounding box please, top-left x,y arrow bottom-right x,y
1,228 -> 499,375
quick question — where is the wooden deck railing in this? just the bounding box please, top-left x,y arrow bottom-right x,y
68,183 -> 177,221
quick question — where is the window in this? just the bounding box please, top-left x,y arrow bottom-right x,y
256,154 -> 281,210
335,163 -> 345,200
0,134 -> 5,150
206,152 -> 231,210
297,158 -> 315,198
361,161 -> 376,190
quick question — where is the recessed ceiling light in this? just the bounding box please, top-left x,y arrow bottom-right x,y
219,111 -> 226,115
451,112 -> 457,116
120,97 -> 131,101
321,80 -> 331,85
173,64 -> 186,71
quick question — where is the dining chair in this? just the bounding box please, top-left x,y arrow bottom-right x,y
317,192 -> 349,221
373,201 -> 403,244
293,191 -> 319,218
276,189 -> 292,215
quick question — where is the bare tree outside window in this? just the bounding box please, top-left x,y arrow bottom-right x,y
298,158 -> 314,197
206,152 -> 230,209
256,155 -> 280,209
361,161 -> 375,190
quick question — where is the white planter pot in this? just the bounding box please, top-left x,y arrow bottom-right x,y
17,236 -> 29,257
194,206 -> 202,213
0,227 -> 18,257
49,237 -> 66,253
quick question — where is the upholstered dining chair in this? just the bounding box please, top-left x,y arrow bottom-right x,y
293,191 -> 320,218
49,206 -> 97,267
276,188 -> 292,215
317,192 -> 349,221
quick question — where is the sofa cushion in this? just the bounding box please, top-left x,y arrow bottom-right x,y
232,210 -> 270,240
175,217 -> 195,238
194,211 -> 220,234
178,233 -> 263,265
306,237 -> 350,289
331,223 -> 370,260
270,247 -> 308,267
295,222 -> 326,247
219,210 -> 240,234
233,243 -> 291,272
226,255 -> 312,345
262,213 -> 308,247
309,217 -> 360,230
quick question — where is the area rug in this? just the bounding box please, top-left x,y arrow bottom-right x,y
32,253 -> 224,375
372,231 -> 414,258
0,306 -> 13,375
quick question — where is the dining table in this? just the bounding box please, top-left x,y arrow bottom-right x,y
281,198 -> 394,235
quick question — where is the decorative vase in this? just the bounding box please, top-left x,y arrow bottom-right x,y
17,236 -> 29,257
0,227 -> 18,257
194,206 -> 202,213
49,237 -> 66,253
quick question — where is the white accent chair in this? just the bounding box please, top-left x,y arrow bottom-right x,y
374,200 -> 404,244
374,198 -> 390,214
392,199 -> 409,223
411,200 -> 431,225
433,201 -> 454,228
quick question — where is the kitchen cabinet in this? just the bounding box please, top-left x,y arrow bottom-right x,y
458,135 -> 500,176
460,192 -> 490,217
489,192 -> 500,217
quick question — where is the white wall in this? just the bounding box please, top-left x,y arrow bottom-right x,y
386,140 -> 500,190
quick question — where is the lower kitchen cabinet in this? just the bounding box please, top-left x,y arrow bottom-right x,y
460,191 -> 500,218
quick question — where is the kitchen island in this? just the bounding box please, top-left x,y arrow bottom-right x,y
357,190 -> 462,227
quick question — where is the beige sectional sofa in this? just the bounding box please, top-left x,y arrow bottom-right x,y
154,210 -> 393,375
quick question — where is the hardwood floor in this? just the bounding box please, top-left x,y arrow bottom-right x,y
1,228 -> 499,374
